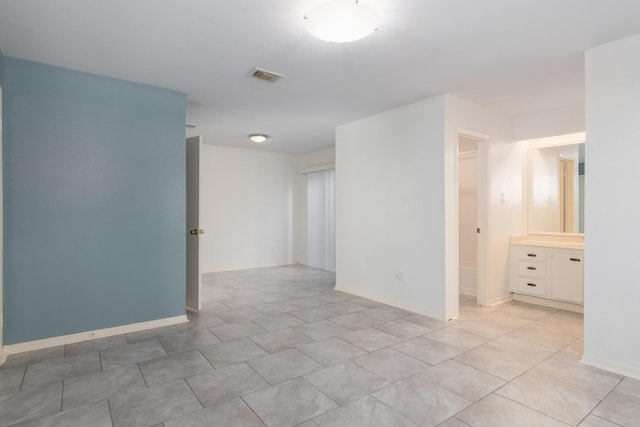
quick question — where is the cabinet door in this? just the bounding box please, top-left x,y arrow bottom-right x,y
550,251 -> 584,303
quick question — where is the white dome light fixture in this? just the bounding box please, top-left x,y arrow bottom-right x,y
304,0 -> 378,43
249,134 -> 267,143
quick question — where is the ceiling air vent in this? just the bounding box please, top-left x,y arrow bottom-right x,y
248,67 -> 285,82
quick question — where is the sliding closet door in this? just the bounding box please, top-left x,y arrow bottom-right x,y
307,169 -> 336,272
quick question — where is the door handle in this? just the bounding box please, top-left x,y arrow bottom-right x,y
190,229 -> 204,235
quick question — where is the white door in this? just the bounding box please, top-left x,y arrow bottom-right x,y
186,136 -> 202,311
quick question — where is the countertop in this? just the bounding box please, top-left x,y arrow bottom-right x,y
510,234 -> 584,250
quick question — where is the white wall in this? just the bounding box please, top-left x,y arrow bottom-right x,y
513,103 -> 585,141
336,96 -> 448,319
293,147 -> 336,264
583,33 -> 640,379
199,145 -> 296,272
335,95 -> 520,321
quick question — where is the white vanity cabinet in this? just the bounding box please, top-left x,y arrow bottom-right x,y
549,250 -> 584,303
510,243 -> 584,305
512,246 -> 547,297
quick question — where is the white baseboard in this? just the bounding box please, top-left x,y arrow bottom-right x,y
334,284 -> 446,321
203,262 -> 294,273
581,354 -> 640,381
186,306 -> 200,315
2,315 -> 188,357
512,293 -> 583,313
490,294 -> 513,306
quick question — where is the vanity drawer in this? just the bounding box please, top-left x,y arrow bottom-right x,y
518,261 -> 546,278
516,277 -> 546,296
517,247 -> 546,262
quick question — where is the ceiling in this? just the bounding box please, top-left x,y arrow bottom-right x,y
1,0 -> 640,154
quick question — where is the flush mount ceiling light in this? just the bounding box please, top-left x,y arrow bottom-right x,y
249,134 -> 267,143
304,0 -> 378,43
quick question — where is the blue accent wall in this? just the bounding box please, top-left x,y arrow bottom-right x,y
3,58 -> 186,344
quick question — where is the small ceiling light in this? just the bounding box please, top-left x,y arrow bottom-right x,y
249,134 -> 267,143
304,0 -> 378,43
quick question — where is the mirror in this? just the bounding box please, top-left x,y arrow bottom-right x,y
528,137 -> 585,234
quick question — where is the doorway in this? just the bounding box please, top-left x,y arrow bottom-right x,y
458,138 -> 478,297
306,168 -> 336,272
457,131 -> 488,308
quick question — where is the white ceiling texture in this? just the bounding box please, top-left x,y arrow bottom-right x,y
1,0 -> 640,153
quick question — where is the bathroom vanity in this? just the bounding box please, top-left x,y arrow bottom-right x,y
510,133 -> 585,313
509,235 -> 584,312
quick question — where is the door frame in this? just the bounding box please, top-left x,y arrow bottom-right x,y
458,129 -> 489,307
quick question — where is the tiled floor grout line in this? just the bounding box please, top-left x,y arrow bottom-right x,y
136,363 -> 150,389
106,398 -> 115,427
239,395 -> 269,427
297,376 -> 341,423
98,349 -> 104,373
244,359 -> 282,394
181,376 -> 206,413
59,379 -> 65,412
18,363 -> 27,392
580,376 -> 626,424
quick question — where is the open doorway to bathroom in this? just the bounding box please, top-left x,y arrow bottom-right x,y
457,131 -> 488,310
458,137 -> 479,300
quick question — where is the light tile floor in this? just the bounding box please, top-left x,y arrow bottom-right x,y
1,265 -> 639,426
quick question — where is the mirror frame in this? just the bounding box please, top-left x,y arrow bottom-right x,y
524,132 -> 585,237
